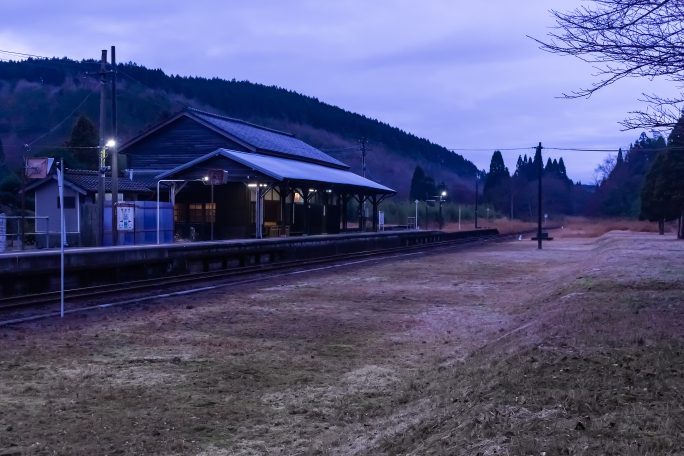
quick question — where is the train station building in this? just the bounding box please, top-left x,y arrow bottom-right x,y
117,108 -> 395,242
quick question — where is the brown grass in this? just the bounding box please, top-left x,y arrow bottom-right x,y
445,216 -> 672,238
1,232 -> 683,455
551,216 -> 673,238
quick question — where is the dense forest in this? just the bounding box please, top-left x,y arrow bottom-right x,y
1,57 -> 681,231
0,57 -> 477,204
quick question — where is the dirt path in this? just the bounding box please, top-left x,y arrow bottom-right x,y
1,231 -> 682,455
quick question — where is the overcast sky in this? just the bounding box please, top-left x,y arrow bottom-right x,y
2,0 -> 680,182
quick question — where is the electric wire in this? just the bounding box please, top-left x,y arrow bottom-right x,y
25,91 -> 96,149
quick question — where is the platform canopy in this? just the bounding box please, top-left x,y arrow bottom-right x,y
156,148 -> 395,194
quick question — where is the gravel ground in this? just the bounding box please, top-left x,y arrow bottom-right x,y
1,230 -> 683,455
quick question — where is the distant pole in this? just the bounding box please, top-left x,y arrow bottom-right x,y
210,183 -> 215,241
425,201 -> 428,230
98,49 -> 107,246
474,176 -> 479,229
536,142 -> 543,250
458,205 -> 461,231
438,198 -> 444,229
110,45 -> 118,246
20,151 -> 27,250
57,159 -> 65,318
360,137 -> 367,178
414,199 -> 419,229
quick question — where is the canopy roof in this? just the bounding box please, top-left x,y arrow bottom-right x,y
157,148 -> 395,194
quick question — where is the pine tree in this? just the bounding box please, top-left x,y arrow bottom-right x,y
66,115 -> 99,169
641,115 -> 684,237
483,150 -> 511,212
409,166 -> 426,201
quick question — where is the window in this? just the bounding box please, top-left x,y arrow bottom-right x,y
56,196 -> 76,209
174,203 -> 187,224
189,203 -> 204,223
205,202 -> 216,223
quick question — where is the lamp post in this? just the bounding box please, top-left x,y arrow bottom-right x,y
105,139 -> 117,245
414,199 -> 419,230
474,175 -> 479,229
97,139 -> 116,246
438,190 -> 447,229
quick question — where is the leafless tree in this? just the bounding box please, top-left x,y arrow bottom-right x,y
532,0 -> 684,129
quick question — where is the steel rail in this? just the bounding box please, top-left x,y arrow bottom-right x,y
0,232 -> 506,325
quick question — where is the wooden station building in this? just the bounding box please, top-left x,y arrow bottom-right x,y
120,108 -> 395,241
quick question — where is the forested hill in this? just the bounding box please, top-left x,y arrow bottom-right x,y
0,58 -> 477,197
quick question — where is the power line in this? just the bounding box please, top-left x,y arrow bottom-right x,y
0,49 -> 50,59
544,147 -> 622,152
25,91 -> 96,149
448,146 -> 535,152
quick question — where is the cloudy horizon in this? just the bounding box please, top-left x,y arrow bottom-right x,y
2,0 -> 680,182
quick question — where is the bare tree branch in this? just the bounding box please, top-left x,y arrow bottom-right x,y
530,0 -> 684,128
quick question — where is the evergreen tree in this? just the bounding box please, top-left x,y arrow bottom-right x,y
640,152 -> 669,233
409,166 -> 426,201
483,150 -> 511,213
66,115 -> 99,169
640,115 -> 684,237
558,157 -> 567,177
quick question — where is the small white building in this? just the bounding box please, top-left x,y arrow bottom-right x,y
26,169 -> 154,247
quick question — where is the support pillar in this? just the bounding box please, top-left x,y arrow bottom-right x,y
372,195 -> 379,232
342,194 -> 348,231
280,182 -> 289,236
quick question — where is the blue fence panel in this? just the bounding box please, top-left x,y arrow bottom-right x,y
103,201 -> 173,246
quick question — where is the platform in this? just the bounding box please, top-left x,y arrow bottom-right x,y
0,229 -> 497,297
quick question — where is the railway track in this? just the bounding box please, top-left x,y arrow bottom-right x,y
0,231 -> 508,326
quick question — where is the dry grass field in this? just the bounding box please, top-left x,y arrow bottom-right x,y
1,227 -> 683,455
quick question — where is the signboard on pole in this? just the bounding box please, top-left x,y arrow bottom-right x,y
117,203 -> 135,231
206,169 -> 228,185
25,157 -> 53,179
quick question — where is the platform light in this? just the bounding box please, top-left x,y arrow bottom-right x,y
325,189 -> 332,193
247,183 -> 257,187
441,190 -> 447,197
105,139 -> 116,148
308,188 -> 317,192
202,176 -> 209,182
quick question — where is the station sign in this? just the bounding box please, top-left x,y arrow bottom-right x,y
206,169 -> 229,185
117,203 -> 135,231
25,157 -> 53,179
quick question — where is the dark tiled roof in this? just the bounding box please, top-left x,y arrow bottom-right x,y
65,170 -> 153,193
187,108 -> 349,169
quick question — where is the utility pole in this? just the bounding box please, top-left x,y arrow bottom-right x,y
98,49 -> 107,247
360,137 -> 367,229
360,137 -> 367,178
110,45 -> 118,245
474,175 -> 479,229
536,142 -> 543,250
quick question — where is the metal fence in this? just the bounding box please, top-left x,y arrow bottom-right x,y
0,215 -> 52,251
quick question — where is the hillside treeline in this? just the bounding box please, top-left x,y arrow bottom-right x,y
0,57 -> 476,200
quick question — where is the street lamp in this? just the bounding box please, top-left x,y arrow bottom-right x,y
474,175 -> 480,229
439,190 -> 447,229
98,138 -> 117,246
